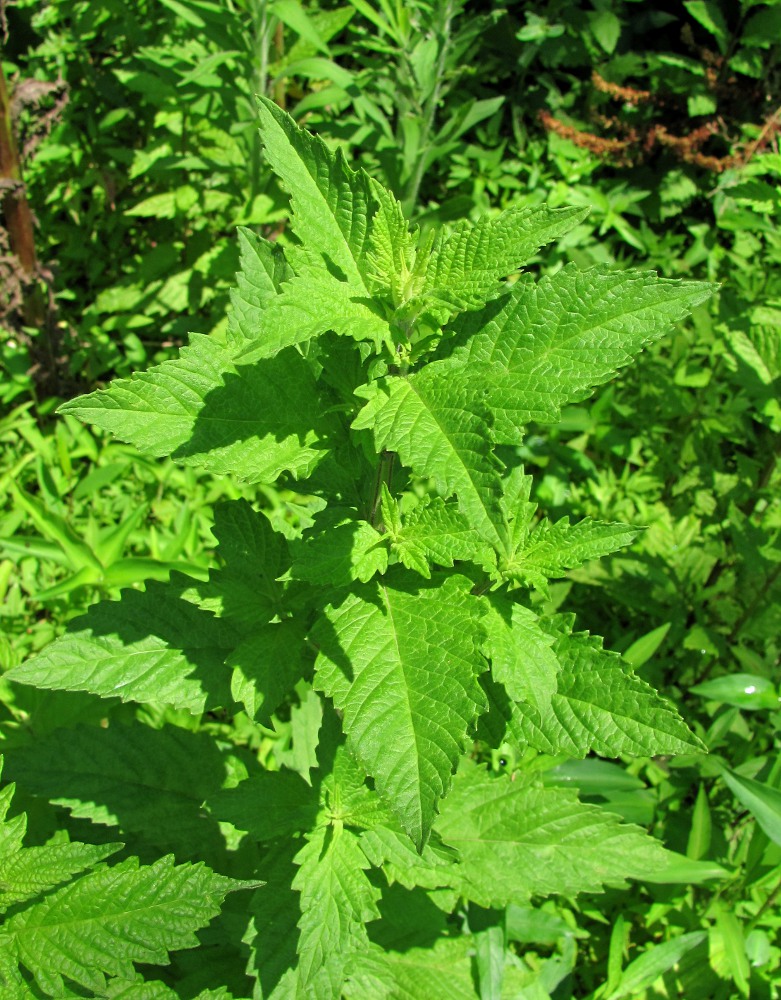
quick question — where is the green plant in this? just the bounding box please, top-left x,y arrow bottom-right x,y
2,98 -> 721,997
3,0 -> 357,387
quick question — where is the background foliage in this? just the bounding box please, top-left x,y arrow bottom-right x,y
1,0 -> 780,997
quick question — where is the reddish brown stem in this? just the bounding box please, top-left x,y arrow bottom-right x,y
0,61 -> 44,327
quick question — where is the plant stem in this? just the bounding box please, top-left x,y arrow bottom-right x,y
400,0 -> 455,214
369,452 -> 395,529
0,63 -> 44,328
249,0 -> 271,203
748,875 -> 781,929
273,21 -> 286,110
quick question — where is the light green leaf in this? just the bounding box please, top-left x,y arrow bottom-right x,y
276,688 -> 324,786
6,582 -> 233,713
8,484 -> 103,574
605,932 -> 707,1000
449,266 -> 715,440
691,673 -> 780,711
290,509 -> 388,586
271,0 -> 331,55
255,95 -> 373,290
516,618 -> 702,757
720,768 -> 781,847
353,365 -> 509,554
3,722 -> 232,859
711,902 -> 751,996
391,496 -> 489,578
359,825 -> 459,892
236,264 -> 393,363
59,335 -> 330,484
3,855 -> 242,995
623,623 -> 671,669
684,1 -> 728,50
588,9 -> 621,53
345,937 -> 479,1000
436,760 -> 669,906
228,227 -> 291,346
314,574 -> 487,847
503,516 -> 639,590
642,853 -> 728,883
105,979 -> 235,999
293,825 -> 381,995
365,177 -> 417,302
0,841 -> 120,910
484,598 -> 560,708
420,204 -> 589,320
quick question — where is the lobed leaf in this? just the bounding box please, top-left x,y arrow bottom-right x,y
448,266 -> 715,440
7,582 -> 234,713
390,496 -> 490,578
255,95 -> 373,291
436,760 -> 669,906
59,335 -> 330,484
504,516 -> 639,591
314,574 -> 487,847
236,264 -> 393,364
353,364 -> 509,554
3,855 -> 242,995
419,204 -> 590,320
293,825 -> 381,995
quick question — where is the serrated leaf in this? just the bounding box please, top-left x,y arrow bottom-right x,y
484,598 -> 560,708
435,760 -> 668,905
448,266 -> 715,440
207,770 -> 317,842
105,978 -> 237,998
236,264 -> 393,364
498,465 -> 537,553
353,365 -> 509,554
293,825 -> 381,996
365,178 -> 417,302
228,227 -> 292,347
3,722 -> 232,861
244,844 -> 300,1000
314,574 -> 487,847
345,937 -> 479,1000
290,509 -> 388,586
419,204 -> 589,320
358,825 -> 459,892
7,582 -> 233,713
515,618 -> 702,757
255,95 -> 373,291
197,499 -> 287,626
391,496 -> 489,578
0,841 -> 120,910
3,855 -> 241,995
276,688 -> 324,786
59,336 -> 330,484
229,619 -> 308,723
504,516 -> 639,590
